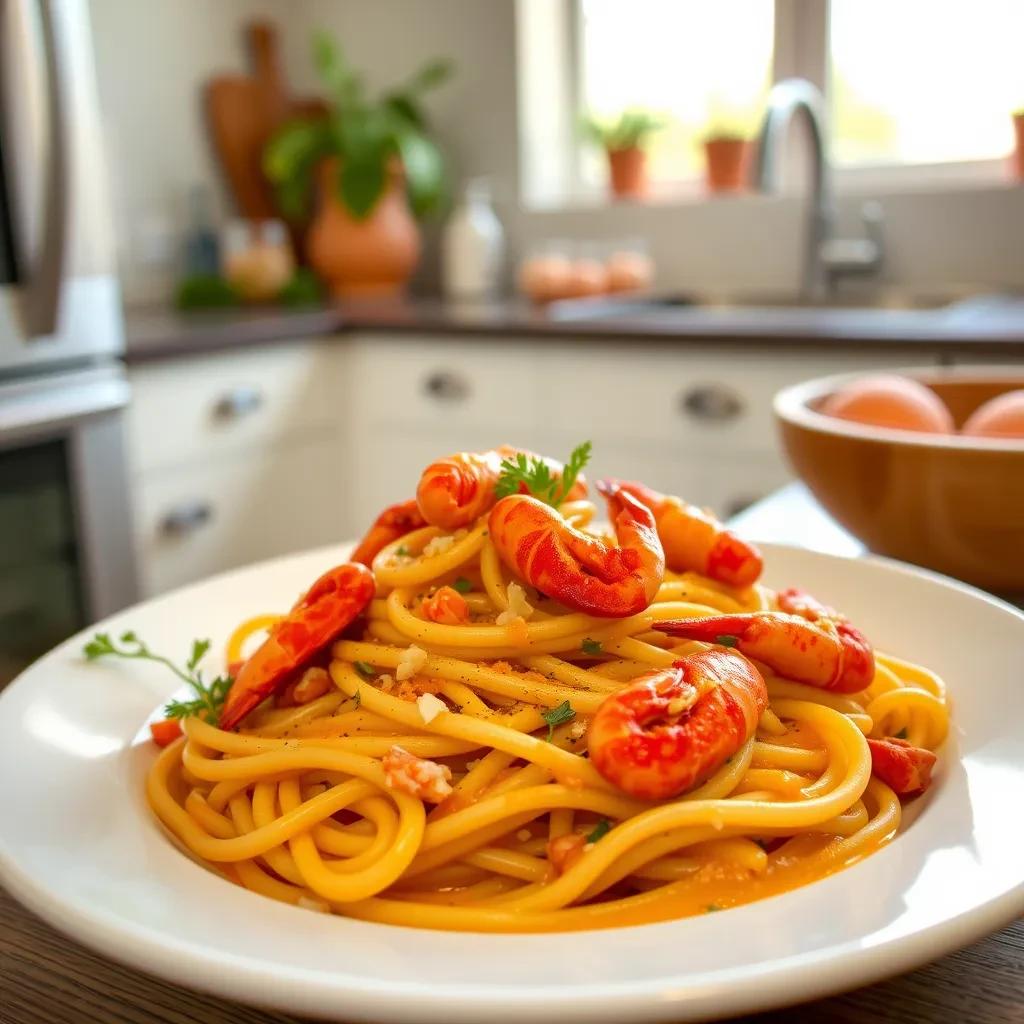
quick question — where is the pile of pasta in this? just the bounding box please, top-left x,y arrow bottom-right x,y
147,502 -> 949,932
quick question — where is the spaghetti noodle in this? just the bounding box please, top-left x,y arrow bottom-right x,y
145,448 -> 949,932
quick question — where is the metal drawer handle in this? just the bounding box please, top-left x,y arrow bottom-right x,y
423,371 -> 470,402
680,384 -> 745,422
161,501 -> 213,536
214,386 -> 264,419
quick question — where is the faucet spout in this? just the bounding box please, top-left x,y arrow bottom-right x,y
754,78 -> 882,300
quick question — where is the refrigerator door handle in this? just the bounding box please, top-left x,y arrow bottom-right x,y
1,0 -> 71,339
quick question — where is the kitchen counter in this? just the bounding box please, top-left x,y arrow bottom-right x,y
124,292 -> 1024,364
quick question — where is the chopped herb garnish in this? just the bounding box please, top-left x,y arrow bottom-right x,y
541,699 -> 576,741
84,631 -> 232,724
451,576 -> 473,594
395,545 -> 410,557
587,819 -> 611,844
894,727 -> 908,740
705,903 -> 722,913
354,661 -> 376,678
715,634 -> 739,648
495,441 -> 592,508
581,637 -> 603,656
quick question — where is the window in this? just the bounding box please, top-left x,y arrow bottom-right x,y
578,0 -> 773,187
521,0 -> 1024,204
830,0 -> 1024,167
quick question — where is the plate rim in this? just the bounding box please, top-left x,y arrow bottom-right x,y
2,541 -> 1023,1023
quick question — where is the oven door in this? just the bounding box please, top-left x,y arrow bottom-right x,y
0,0 -> 122,373
0,365 -> 137,685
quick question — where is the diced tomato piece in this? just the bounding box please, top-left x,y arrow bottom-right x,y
867,736 -> 937,797
149,718 -> 183,747
421,586 -> 470,625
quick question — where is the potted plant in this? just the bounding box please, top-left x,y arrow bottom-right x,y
1014,108 -> 1024,181
702,123 -> 750,195
582,110 -> 666,200
264,32 -> 453,298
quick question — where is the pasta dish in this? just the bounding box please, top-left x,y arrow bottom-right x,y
91,444 -> 948,932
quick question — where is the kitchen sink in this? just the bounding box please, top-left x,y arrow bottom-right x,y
547,287 -> 1011,322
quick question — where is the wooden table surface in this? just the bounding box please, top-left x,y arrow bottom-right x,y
2,484 -> 1022,1024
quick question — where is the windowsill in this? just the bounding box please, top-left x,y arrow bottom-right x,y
521,162 -> 1022,215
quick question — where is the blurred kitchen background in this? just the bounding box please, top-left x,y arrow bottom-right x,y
2,0 -> 1024,683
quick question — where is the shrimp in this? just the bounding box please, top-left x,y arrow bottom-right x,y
219,563 -> 375,729
657,592 -> 874,694
417,446 -> 588,530
350,499 -> 427,566
867,737 -> 937,797
597,479 -> 762,587
487,484 -> 664,618
588,649 -> 767,800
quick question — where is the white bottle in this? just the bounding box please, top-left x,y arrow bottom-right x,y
442,178 -> 504,299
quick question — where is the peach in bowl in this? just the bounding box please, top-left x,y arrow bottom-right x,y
774,367 -> 1024,592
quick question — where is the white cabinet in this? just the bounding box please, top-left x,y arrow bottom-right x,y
127,330 -> 943,595
345,334 -> 545,530
127,341 -> 346,597
537,343 -> 933,516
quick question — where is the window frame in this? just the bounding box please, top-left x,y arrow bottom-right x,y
524,0 -> 1010,208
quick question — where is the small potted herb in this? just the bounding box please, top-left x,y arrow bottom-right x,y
264,32 -> 453,297
582,110 -> 666,200
702,118 -> 752,195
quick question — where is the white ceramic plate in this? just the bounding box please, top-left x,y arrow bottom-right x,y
1,543 -> 1022,1024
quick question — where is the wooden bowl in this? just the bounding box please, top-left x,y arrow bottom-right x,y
774,367 -> 1024,591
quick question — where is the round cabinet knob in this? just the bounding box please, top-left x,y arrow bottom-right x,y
160,501 -> 213,537
213,386 -> 264,420
423,371 -> 470,402
679,384 -> 744,422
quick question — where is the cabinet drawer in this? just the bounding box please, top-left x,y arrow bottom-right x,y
349,335 -> 540,431
127,342 -> 337,474
539,345 -> 932,452
132,437 -> 343,596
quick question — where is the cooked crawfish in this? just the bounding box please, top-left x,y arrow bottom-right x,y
867,736 -> 936,797
487,483 -> 664,618
598,479 -> 762,587
350,499 -> 427,566
417,446 -> 588,530
219,563 -> 375,729
588,649 -> 767,800
657,586 -> 874,694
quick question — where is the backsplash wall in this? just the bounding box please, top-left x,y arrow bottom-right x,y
89,0 -> 1024,304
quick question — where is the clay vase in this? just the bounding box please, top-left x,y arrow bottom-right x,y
306,158 -> 421,298
607,146 -> 648,200
704,137 -> 749,194
1013,112 -> 1024,181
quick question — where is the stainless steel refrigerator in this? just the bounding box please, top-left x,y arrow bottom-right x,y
0,0 -> 136,684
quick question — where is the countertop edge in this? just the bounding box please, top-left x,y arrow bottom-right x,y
123,303 -> 1024,366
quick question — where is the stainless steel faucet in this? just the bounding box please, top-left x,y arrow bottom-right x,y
754,78 -> 883,300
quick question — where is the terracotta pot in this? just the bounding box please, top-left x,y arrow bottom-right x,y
1013,113 -> 1024,181
305,158 -> 421,299
775,367 -> 1024,591
606,146 -> 648,200
704,137 -> 749,194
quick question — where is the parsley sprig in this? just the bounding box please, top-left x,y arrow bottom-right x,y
495,442 -> 592,508
83,631 -> 233,724
541,699 -> 576,741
